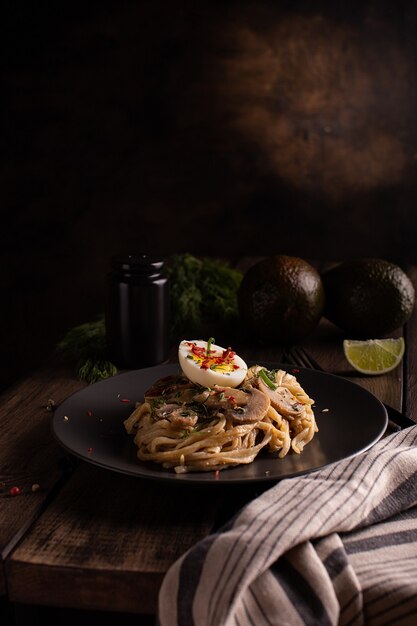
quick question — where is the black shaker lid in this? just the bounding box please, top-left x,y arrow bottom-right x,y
111,254 -> 164,273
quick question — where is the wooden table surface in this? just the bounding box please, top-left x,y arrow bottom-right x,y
2,263 -> 417,622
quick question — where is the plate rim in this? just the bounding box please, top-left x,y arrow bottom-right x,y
51,362 -> 388,485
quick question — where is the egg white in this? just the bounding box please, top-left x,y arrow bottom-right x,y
178,339 -> 248,388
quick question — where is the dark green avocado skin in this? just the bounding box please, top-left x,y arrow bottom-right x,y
238,255 -> 325,343
321,258 -> 415,337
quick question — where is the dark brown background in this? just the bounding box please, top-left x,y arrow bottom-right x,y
2,0 -> 417,390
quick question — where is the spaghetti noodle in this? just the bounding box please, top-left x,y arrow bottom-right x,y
124,363 -> 317,474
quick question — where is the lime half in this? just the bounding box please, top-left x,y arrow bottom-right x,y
343,338 -> 405,375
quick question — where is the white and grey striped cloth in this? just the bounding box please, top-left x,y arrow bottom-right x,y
158,425 -> 417,626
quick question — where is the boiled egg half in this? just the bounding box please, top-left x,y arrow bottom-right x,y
178,339 -> 248,388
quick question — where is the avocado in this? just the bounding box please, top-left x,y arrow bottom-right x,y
322,258 -> 415,336
238,255 -> 325,343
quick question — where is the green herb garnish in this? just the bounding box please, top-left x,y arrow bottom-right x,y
188,402 -> 209,418
57,317 -> 117,384
207,337 -> 215,355
77,359 -> 117,385
57,252 -> 243,381
150,397 -> 165,410
259,368 -> 277,390
165,254 -> 242,337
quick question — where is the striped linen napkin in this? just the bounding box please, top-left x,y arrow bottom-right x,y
158,425 -> 417,626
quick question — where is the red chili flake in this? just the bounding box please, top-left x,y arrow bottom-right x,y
291,368 -> 300,374
186,342 -> 239,371
86,410 -> 93,417
9,486 -> 21,497
120,398 -> 130,403
87,447 -> 93,454
215,470 -> 220,480
187,342 -> 209,358
228,396 -> 237,407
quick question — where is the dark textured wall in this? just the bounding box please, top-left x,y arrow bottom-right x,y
2,0 -> 417,388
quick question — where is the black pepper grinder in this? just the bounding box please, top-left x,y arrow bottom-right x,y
105,254 -> 170,369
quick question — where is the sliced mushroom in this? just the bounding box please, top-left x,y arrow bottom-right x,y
226,385 -> 271,424
154,403 -> 198,428
203,385 -> 249,411
192,389 -> 211,403
257,380 -> 304,418
144,375 -> 194,404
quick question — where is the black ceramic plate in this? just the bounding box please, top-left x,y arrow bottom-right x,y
52,363 -> 388,484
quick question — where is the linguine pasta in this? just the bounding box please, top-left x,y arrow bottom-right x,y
124,365 -> 317,473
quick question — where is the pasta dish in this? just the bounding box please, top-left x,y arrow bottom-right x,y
124,340 -> 317,474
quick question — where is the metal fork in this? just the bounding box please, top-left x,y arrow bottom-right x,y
282,346 -> 322,371
282,346 -> 414,433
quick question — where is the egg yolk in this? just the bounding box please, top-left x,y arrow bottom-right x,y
185,342 -> 240,372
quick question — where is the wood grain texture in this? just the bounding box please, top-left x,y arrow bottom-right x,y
404,264 -> 417,422
0,365 -> 84,593
301,318 -> 404,411
7,463 -> 223,614
2,263 -> 412,613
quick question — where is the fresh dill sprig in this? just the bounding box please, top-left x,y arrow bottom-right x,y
57,317 -> 107,358
57,253 -> 242,382
165,253 -> 242,337
77,358 -> 118,385
57,317 -> 117,384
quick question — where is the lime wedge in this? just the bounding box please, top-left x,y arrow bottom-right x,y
343,338 -> 405,375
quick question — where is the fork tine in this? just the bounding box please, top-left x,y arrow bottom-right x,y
281,348 -> 301,366
288,347 -> 308,367
284,346 -> 324,371
295,347 -> 324,371
282,347 -> 308,368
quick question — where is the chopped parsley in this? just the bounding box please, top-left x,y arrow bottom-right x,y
150,397 -> 165,410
